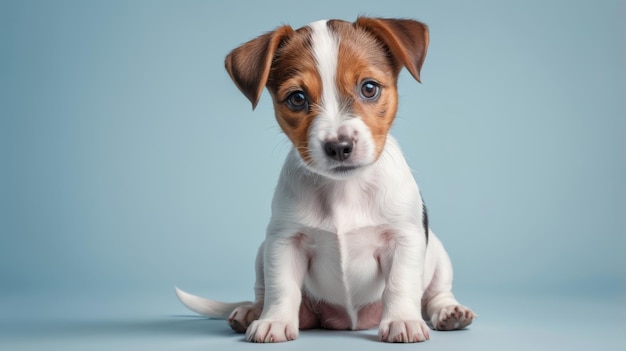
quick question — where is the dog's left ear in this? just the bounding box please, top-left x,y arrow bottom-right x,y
356,17 -> 429,82
225,26 -> 295,109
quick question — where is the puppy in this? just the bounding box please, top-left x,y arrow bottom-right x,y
177,16 -> 475,343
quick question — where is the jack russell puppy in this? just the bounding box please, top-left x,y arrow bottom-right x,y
177,16 -> 475,343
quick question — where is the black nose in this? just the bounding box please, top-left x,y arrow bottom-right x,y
324,140 -> 353,161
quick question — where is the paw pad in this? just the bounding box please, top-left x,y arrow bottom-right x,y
435,305 -> 475,331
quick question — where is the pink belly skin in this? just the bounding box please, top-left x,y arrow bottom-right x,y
299,294 -> 382,330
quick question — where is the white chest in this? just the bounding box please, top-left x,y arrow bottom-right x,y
301,226 -> 388,309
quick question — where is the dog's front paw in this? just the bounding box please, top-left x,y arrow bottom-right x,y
227,304 -> 262,333
245,319 -> 298,343
378,319 -> 430,343
432,305 -> 475,331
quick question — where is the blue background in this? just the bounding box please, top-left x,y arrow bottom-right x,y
1,0 -> 624,350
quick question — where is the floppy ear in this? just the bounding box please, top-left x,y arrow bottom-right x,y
225,26 -> 295,109
355,17 -> 429,82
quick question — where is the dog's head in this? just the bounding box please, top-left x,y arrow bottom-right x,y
225,17 -> 429,179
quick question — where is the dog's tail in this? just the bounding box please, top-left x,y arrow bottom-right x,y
175,287 -> 253,319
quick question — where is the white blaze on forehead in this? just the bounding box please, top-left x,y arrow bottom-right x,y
308,20 -> 341,130
304,20 -> 377,178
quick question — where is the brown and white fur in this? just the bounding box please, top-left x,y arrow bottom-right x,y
176,17 -> 475,343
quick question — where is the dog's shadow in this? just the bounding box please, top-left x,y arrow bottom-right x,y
7,315 -> 470,343
10,316 -> 444,343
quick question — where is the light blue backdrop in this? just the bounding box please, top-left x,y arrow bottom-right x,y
1,0 -> 624,304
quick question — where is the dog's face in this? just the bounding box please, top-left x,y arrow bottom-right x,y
225,17 -> 429,179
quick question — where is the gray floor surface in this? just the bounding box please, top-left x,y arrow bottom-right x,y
1,290 -> 623,350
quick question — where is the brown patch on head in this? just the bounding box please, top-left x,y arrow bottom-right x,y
266,27 -> 321,163
329,20 -> 400,159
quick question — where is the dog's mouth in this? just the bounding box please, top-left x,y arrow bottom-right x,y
330,165 -> 360,174
300,157 -> 368,180
323,164 -> 369,179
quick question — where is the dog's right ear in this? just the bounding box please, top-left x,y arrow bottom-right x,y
225,26 -> 295,110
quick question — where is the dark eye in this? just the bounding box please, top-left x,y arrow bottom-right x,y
286,91 -> 308,111
360,80 -> 381,101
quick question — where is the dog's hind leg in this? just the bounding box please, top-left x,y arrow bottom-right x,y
421,235 -> 475,331
227,241 -> 265,333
